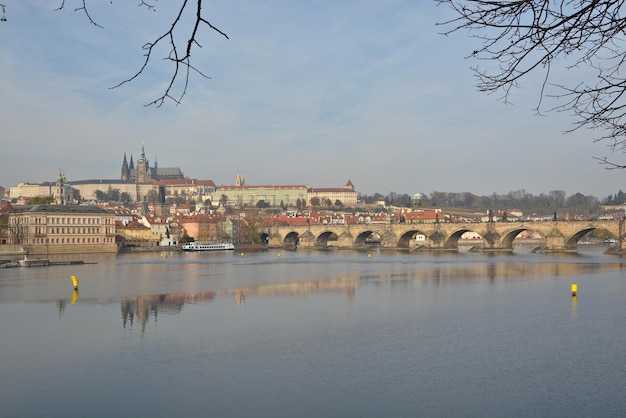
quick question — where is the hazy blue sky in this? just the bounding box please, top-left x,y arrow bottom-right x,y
1,1 -> 623,198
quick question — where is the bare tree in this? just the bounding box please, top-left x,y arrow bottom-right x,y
54,0 -> 229,107
437,0 -> 626,168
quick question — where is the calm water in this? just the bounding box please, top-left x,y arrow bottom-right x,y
1,247 -> 625,417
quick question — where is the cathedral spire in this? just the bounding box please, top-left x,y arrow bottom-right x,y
121,152 -> 129,181
139,142 -> 146,163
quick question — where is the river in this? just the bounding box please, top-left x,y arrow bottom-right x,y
1,246 -> 625,417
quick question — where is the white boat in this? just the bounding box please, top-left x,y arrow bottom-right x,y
181,242 -> 235,252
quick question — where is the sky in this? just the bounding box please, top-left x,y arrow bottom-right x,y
1,1 -> 624,199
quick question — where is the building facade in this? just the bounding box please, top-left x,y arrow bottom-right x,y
9,183 -> 54,199
115,220 -> 151,248
219,184 -> 309,207
7,205 -> 117,255
307,180 -> 358,207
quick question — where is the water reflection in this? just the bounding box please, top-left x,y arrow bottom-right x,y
55,290 -> 79,317
120,292 -> 215,330
47,259 -> 624,330
359,260 -> 625,283
116,278 -> 357,329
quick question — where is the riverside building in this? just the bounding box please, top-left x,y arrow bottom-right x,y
6,204 -> 117,255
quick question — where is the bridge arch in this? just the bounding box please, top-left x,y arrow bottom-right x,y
497,227 -> 544,250
315,231 -> 339,248
564,225 -> 621,250
565,227 -> 596,250
283,231 -> 299,249
259,232 -> 271,245
354,230 -> 376,247
397,229 -> 429,249
445,228 -> 475,250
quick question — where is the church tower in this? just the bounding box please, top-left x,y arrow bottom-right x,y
55,169 -> 67,205
235,173 -> 245,186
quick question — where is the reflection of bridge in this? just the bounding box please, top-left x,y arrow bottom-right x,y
263,219 -> 625,253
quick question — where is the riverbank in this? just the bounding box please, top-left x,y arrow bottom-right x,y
234,243 -> 268,252
0,257 -> 96,268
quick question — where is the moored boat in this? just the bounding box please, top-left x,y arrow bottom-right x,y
181,242 -> 235,252
18,256 -> 51,267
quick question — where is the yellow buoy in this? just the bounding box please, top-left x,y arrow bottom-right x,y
368,253 -> 371,258
240,252 -> 244,257
277,253 -> 281,257
571,283 -> 578,296
71,275 -> 79,290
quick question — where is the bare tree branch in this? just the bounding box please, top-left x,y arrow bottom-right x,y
55,0 -> 103,28
57,0 -> 228,106
594,156 -> 626,170
437,0 -> 626,166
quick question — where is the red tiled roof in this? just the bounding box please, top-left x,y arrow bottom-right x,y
219,185 -> 308,190
119,220 -> 149,230
154,179 -> 197,186
309,187 -> 354,192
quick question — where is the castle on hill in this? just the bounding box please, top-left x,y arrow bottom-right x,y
121,143 -> 184,182
7,145 -> 357,208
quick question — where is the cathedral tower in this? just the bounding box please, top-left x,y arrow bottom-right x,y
121,153 -> 130,181
136,143 -> 151,183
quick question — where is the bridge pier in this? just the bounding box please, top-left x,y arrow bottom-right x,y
336,232 -> 354,248
298,231 -> 316,248
544,233 -> 577,253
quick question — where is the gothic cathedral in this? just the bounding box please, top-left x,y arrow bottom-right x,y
121,144 -> 184,182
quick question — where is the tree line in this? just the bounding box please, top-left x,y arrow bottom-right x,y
360,189 -> 625,217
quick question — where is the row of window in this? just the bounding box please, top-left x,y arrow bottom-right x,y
30,217 -> 109,225
33,227 -> 105,234
28,237 -> 115,244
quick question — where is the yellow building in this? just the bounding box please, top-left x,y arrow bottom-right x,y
307,180 -> 358,207
141,215 -> 169,246
219,185 -> 309,207
116,220 -> 152,247
7,204 -> 117,255
9,183 -> 54,199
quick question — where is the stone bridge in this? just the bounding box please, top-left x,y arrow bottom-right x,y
262,219 -> 625,253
